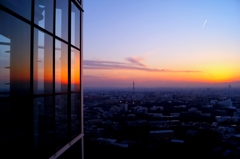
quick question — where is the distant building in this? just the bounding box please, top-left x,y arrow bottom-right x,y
110,105 -> 121,113
216,116 -> 238,123
234,109 -> 240,118
127,114 -> 136,118
97,138 -> 128,148
149,130 -> 175,140
171,113 -> 180,117
218,99 -> 232,107
120,103 -> 128,112
188,107 -> 198,113
132,106 -> 148,114
150,106 -> 164,111
97,138 -> 117,143
87,119 -> 103,125
147,113 -> 163,118
171,139 -> 184,144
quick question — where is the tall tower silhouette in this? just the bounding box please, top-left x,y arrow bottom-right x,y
133,79 -> 135,91
132,79 -> 135,102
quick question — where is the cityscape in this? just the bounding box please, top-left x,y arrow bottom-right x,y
83,1 -> 240,158
84,85 -> 240,158
1,0 -> 240,158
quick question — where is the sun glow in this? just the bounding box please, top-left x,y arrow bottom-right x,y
202,63 -> 239,83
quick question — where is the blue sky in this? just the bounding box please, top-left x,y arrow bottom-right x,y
83,0 -> 240,88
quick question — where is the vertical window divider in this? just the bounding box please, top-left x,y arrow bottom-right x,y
30,0 -> 35,152
80,3 -> 83,135
53,0 -> 57,147
53,0 -> 56,95
30,1 -> 35,95
68,2 -> 72,93
68,0 -> 72,139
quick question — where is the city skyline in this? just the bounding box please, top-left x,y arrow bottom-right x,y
83,0 -> 240,88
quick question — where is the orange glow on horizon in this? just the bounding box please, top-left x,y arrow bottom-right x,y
84,66 -> 240,87
201,63 -> 240,83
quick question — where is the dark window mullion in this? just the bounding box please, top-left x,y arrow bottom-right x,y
30,0 -> 35,153
80,3 -> 83,134
53,0 -> 56,94
68,0 -> 72,139
68,1 -> 71,93
71,0 -> 84,12
33,24 -> 53,39
30,0 -> 35,95
0,4 -> 31,25
33,22 -> 70,46
55,35 -> 69,45
53,0 -> 57,148
70,44 -> 80,51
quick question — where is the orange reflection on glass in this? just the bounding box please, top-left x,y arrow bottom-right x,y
34,29 -> 53,94
55,40 -> 68,92
55,52 -> 68,82
71,48 -> 80,91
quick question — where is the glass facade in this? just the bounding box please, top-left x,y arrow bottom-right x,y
0,1 -> 83,158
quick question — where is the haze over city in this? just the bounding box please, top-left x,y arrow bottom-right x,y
83,0 -> 240,88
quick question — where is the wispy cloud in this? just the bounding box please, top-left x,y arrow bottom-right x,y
83,60 -> 157,71
202,20 -> 207,28
83,60 -> 202,73
125,57 -> 145,66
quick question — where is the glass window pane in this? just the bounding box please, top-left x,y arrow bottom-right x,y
34,29 -> 53,94
0,99 -> 32,157
56,0 -> 68,42
0,35 -> 10,97
71,93 -> 81,136
71,47 -> 80,91
34,0 -> 54,33
0,11 -> 30,97
71,3 -> 80,48
0,101 -> 9,142
55,40 -> 68,92
55,94 -> 69,149
34,96 -> 55,158
0,0 -> 31,20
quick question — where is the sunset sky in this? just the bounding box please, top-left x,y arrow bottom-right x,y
83,0 -> 240,88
